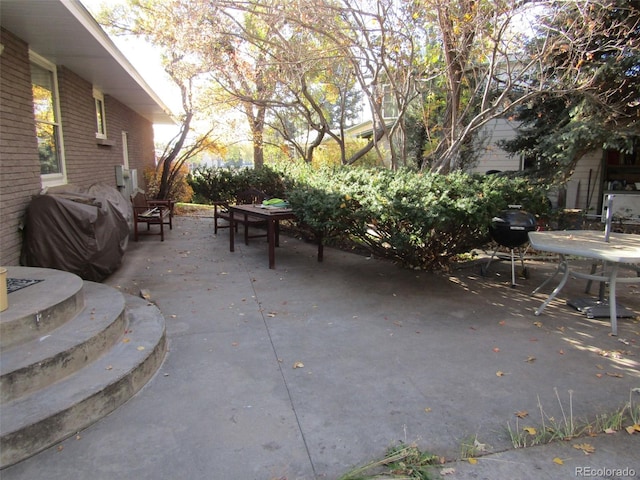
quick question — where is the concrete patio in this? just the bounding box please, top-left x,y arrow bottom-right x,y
2,215 -> 639,479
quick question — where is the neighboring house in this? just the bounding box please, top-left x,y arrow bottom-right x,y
469,118 -> 605,212
0,0 -> 175,266
470,120 -> 640,222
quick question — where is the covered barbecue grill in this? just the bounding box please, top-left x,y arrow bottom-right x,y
481,206 -> 537,287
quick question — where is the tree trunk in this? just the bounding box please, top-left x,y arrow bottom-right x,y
157,112 -> 193,200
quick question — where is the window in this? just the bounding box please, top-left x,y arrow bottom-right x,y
94,88 -> 107,138
30,53 -> 66,185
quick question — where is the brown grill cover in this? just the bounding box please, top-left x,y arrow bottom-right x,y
21,184 -> 131,282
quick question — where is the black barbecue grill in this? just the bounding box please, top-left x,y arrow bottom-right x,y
481,206 -> 537,287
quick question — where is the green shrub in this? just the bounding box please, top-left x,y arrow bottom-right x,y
284,166 -> 549,270
187,165 -> 288,203
188,162 -> 549,271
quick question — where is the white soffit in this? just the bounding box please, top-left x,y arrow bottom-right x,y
0,0 -> 175,124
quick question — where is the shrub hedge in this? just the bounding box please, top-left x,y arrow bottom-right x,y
188,164 -> 550,270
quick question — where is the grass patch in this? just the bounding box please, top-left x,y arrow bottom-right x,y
338,443 -> 443,480
506,388 -> 640,448
174,203 -> 216,216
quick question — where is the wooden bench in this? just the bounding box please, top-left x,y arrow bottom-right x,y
214,188 -> 268,244
131,191 -> 174,241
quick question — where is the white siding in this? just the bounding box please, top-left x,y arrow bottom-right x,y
569,150 -> 603,213
469,118 -> 522,174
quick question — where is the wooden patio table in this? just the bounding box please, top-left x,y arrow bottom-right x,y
228,204 -> 297,269
528,230 -> 640,335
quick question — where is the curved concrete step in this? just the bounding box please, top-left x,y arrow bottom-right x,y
0,282 -> 126,403
0,267 -> 84,349
0,294 -> 167,469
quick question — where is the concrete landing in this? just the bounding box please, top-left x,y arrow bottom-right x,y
2,217 -> 639,479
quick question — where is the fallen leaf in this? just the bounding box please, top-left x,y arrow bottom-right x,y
515,410 -> 529,418
467,457 -> 477,464
493,347 -> 500,353
498,320 -> 506,326
293,361 -> 304,369
424,407 -> 432,413
558,350 -> 565,355
525,356 -> 536,363
441,467 -> 456,475
595,364 -> 604,370
57,445 -> 64,452
524,427 -> 537,435
573,443 -> 595,454
122,338 -> 130,343
473,439 -> 487,452
596,373 -> 603,378
137,346 -> 145,351
552,457 -> 564,465
626,424 -> 640,434
606,372 -> 623,378
105,365 -> 113,370
533,321 -> 543,328
267,312 -> 277,317
496,371 -> 505,377
604,427 -> 616,434
232,342 -> 239,347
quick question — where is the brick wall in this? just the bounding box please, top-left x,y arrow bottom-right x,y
57,67 -> 156,189
0,29 -> 42,265
0,28 -> 158,266
102,96 -> 156,187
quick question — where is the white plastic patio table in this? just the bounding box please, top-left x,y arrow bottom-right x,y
528,230 -> 640,335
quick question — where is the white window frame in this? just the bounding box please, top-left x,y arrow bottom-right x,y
93,88 -> 107,139
121,131 -> 129,169
30,51 -> 67,188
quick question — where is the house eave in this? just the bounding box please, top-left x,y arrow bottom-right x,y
0,0 -> 175,125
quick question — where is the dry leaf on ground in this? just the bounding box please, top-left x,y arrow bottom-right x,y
625,424 -> 640,434
473,439 -> 487,452
573,443 -> 595,454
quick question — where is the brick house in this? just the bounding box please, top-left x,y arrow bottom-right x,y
0,0 -> 174,266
